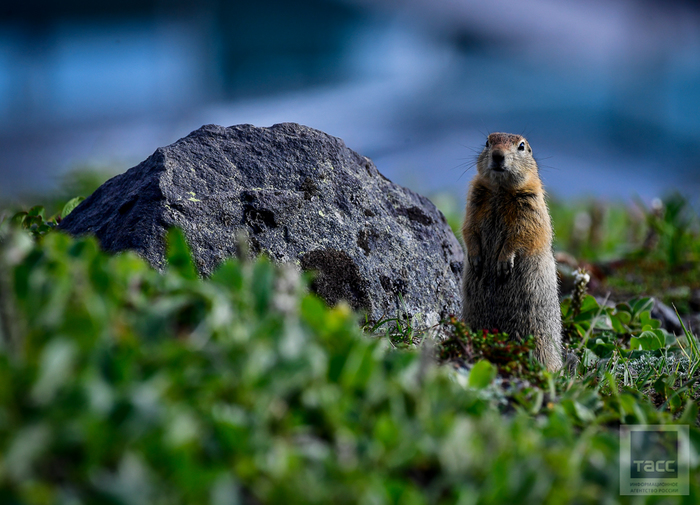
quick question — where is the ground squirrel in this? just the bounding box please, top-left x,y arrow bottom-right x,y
461,132 -> 563,371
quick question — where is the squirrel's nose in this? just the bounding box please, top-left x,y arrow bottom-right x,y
491,151 -> 505,166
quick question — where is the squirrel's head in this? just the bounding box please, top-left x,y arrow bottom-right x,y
477,133 -> 538,188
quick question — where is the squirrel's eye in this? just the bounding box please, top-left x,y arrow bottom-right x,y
518,141 -> 526,151
485,140 -> 490,148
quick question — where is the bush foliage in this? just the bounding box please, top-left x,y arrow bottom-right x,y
0,206 -> 699,504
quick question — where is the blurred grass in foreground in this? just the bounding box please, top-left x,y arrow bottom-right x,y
1,197 -> 699,503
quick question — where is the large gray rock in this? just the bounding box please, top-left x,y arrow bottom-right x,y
59,123 -> 464,324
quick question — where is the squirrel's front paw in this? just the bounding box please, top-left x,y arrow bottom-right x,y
497,255 -> 514,278
469,254 -> 482,274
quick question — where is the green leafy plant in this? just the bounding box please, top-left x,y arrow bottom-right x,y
9,197 -> 84,238
1,201 -> 699,504
439,316 -> 545,384
635,193 -> 699,269
549,198 -> 643,261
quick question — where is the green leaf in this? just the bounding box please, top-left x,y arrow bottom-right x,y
653,376 -> 669,398
31,338 -> 78,405
166,228 -> 198,280
582,348 -> 599,367
610,314 -> 627,334
560,297 -> 572,318
11,211 -> 28,225
631,330 -> 665,351
678,400 -> 699,425
638,311 -> 661,330
301,295 -> 328,330
652,329 -> 667,348
27,206 -> 45,219
572,400 -> 596,423
587,337 -> 616,358
210,259 -> 244,293
61,196 -> 85,218
579,295 -> 600,312
630,297 -> 654,317
468,360 -> 496,389
615,302 -> 631,314
252,259 -> 274,316
614,310 -> 631,325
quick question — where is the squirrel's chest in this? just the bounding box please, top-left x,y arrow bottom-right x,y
478,201 -> 519,234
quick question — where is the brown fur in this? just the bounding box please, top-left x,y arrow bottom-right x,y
461,133 -> 563,371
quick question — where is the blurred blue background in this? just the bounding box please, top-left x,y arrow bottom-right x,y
1,0 -> 700,205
